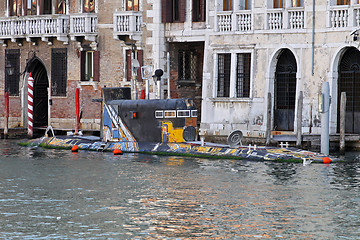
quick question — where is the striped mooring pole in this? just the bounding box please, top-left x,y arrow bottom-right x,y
28,73 -> 34,138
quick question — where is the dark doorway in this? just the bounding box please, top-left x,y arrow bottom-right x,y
338,47 -> 360,134
274,49 -> 297,131
28,59 -> 49,128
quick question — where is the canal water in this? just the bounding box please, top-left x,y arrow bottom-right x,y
0,140 -> 359,239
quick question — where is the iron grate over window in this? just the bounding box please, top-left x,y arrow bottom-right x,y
5,49 -> 20,96
178,50 -> 198,84
51,48 -> 67,96
236,53 -> 251,98
217,53 -> 231,97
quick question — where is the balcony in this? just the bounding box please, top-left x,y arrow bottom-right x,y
0,15 -> 69,43
69,13 -> 98,42
266,8 -> 305,30
216,11 -> 252,32
113,11 -> 142,41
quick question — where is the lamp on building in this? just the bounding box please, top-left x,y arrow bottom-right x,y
350,29 -> 359,41
5,63 -> 14,76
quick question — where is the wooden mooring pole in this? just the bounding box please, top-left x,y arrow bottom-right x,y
265,92 -> 272,146
296,91 -> 303,147
339,92 -> 346,154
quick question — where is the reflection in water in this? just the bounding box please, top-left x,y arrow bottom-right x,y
0,140 -> 359,239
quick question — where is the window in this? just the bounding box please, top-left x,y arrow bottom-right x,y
127,0 -> 139,11
126,50 -> 143,82
84,0 -> 95,13
10,0 -> 66,16
5,49 -> 20,96
155,111 -> 164,118
161,0 -> 185,23
236,53 -> 251,98
164,110 -> 176,118
81,50 -> 99,81
191,110 -> 198,117
216,52 -> 251,98
56,0 -> 66,14
192,0 -> 205,22
86,51 -> 94,80
178,50 -> 198,84
273,0 -> 283,8
177,110 -> 190,117
291,0 -> 303,7
42,0 -> 51,14
223,0 -> 232,11
240,0 -> 251,10
27,0 -> 37,15
337,0 -> 349,5
51,48 -> 67,96
10,0 -> 22,16
217,54 -> 231,97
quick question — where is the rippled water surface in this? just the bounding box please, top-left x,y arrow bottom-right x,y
1,140 -> 360,239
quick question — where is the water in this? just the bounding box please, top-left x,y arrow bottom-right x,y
0,140 -> 359,239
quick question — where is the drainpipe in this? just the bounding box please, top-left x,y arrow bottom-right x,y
311,0 -> 315,76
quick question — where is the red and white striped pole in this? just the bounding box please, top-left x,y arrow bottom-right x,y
75,87 -> 80,135
4,91 -> 9,138
28,73 -> 34,138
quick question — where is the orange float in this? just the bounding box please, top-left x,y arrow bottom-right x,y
113,149 -> 123,155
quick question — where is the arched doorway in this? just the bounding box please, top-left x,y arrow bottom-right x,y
274,49 -> 297,131
338,47 -> 360,134
27,58 -> 49,128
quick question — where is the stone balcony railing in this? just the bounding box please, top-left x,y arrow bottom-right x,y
69,13 -> 98,42
216,8 -> 305,32
0,13 -> 98,44
0,15 -> 69,43
216,10 -> 252,32
327,5 -> 360,28
266,7 -> 305,30
113,11 -> 142,41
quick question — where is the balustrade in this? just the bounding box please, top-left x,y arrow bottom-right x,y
329,7 -> 349,28
0,15 -> 69,42
113,11 -> 142,34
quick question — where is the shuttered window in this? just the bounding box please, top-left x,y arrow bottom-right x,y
81,50 -> 99,81
337,0 -> 349,5
5,49 -> 20,96
161,0 -> 185,23
126,50 -> 143,82
51,48 -> 67,96
273,0 -> 283,8
223,0 -> 232,11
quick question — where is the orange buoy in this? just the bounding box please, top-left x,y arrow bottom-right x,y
322,157 -> 331,164
72,145 -> 79,152
113,149 -> 123,155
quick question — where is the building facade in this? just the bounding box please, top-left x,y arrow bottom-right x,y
1,0 -> 360,143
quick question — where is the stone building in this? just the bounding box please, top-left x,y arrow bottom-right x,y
1,0 -> 360,145
198,0 -> 360,143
